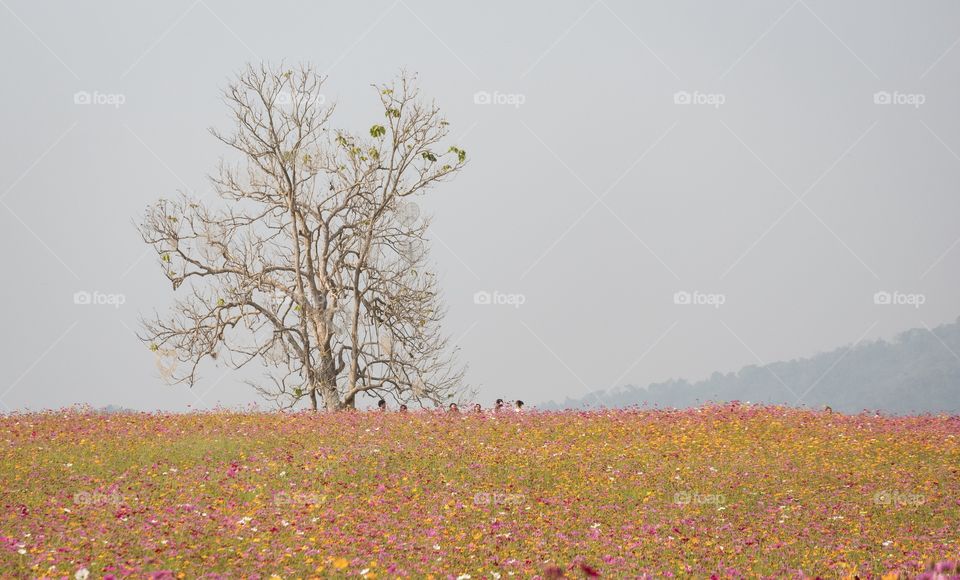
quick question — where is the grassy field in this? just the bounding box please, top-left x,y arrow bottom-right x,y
1,404 -> 958,578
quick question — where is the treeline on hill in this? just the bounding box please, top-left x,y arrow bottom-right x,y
546,317 -> 960,415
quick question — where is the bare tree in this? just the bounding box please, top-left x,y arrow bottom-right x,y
138,63 -> 469,411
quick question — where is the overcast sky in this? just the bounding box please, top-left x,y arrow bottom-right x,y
1,0 -> 959,411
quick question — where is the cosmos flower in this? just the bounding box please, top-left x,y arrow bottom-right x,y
0,405 -> 957,577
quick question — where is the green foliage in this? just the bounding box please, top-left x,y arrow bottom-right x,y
448,146 -> 467,163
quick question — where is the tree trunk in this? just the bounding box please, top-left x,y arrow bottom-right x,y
317,341 -> 341,411
321,387 -> 340,411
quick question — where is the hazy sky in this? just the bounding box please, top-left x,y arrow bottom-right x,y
1,0 -> 959,411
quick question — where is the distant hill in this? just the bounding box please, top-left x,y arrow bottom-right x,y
543,317 -> 960,414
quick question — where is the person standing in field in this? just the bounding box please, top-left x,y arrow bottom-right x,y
514,400 -> 524,412
448,403 -> 459,413
495,399 -> 505,413
377,399 -> 387,412
473,403 -> 482,413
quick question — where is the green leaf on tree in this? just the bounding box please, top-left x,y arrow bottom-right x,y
448,146 -> 466,163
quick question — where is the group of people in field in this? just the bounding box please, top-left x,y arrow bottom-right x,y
375,398 -> 525,413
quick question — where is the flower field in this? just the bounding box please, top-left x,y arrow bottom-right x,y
2,404 -> 959,578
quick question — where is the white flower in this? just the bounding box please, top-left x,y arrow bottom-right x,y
75,568 -> 90,580
17,548 -> 26,555
237,516 -> 252,526
456,575 -> 472,580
